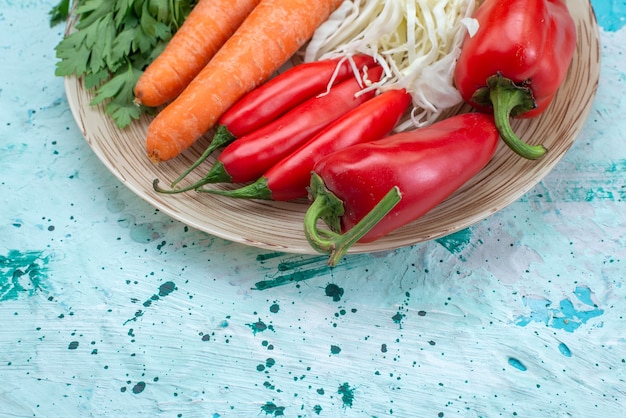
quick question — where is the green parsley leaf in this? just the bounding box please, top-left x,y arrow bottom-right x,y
84,68 -> 110,90
49,0 -> 71,27
74,0 -> 112,27
113,0 -> 134,27
147,0 -> 170,23
110,25 -> 139,69
90,62 -> 143,128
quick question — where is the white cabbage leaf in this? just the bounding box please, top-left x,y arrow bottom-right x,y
305,0 -> 481,130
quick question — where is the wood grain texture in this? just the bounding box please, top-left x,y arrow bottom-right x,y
65,0 -> 600,255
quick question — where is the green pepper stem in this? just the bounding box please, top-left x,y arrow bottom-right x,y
153,161 -> 232,194
153,178 -> 199,194
486,74 -> 547,160
169,125 -> 236,188
196,177 -> 272,200
303,173 -> 402,266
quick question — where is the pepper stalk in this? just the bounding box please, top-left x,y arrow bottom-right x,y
471,73 -> 547,159
304,173 -> 402,266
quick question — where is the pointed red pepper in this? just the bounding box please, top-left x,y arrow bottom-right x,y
304,113 -> 500,265
218,54 -> 377,140
202,65 -> 384,185
453,0 -> 577,159
204,89 -> 411,201
154,65 -> 384,193
162,54 -> 376,188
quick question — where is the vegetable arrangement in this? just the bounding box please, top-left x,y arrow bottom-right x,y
53,0 -> 578,264
133,0 -> 261,107
51,0 -> 198,128
154,63 -> 384,193
305,0 -> 481,128
162,54 -> 378,190
204,88 -> 412,201
145,0 -> 345,162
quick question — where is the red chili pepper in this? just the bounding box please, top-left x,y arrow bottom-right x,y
453,0 -> 576,159
219,54 -> 377,139
304,113 -> 500,266
204,89 -> 412,201
165,54 -> 376,188
154,65 -> 384,193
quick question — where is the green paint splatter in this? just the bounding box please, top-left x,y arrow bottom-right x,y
247,319 -> 274,335
338,382 -> 355,408
254,256 -> 333,290
261,402 -> 285,416
132,381 -> 146,394
142,281 -> 177,307
392,311 -> 405,327
435,228 -> 472,254
158,281 -> 176,297
124,281 -> 177,325
277,256 -> 328,272
142,294 -> 159,307
313,405 -> 322,415
0,250 -> 50,302
269,303 -> 280,313
325,283 -> 344,302
330,345 -> 341,355
255,268 -> 329,290
256,252 -> 285,262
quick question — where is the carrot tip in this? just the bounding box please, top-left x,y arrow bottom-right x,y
148,151 -> 162,163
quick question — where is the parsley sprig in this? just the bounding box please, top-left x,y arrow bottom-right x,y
51,0 -> 197,128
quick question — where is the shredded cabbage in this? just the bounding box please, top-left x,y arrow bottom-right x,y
304,0 -> 481,130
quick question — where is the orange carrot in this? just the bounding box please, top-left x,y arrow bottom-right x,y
145,0 -> 345,163
134,0 -> 261,107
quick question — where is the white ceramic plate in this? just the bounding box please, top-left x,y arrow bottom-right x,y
65,1 -> 600,255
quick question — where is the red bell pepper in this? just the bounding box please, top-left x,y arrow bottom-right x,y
166,54 -> 376,188
155,65 -> 383,193
453,0 -> 576,159
204,89 -> 412,201
304,113 -> 500,266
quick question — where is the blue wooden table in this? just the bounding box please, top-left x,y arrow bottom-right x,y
2,1 -> 624,416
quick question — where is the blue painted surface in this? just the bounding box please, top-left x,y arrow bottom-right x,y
559,342 -> 573,357
592,0 -> 626,31
515,287 -> 605,332
1,0 -> 625,417
507,357 -> 528,372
